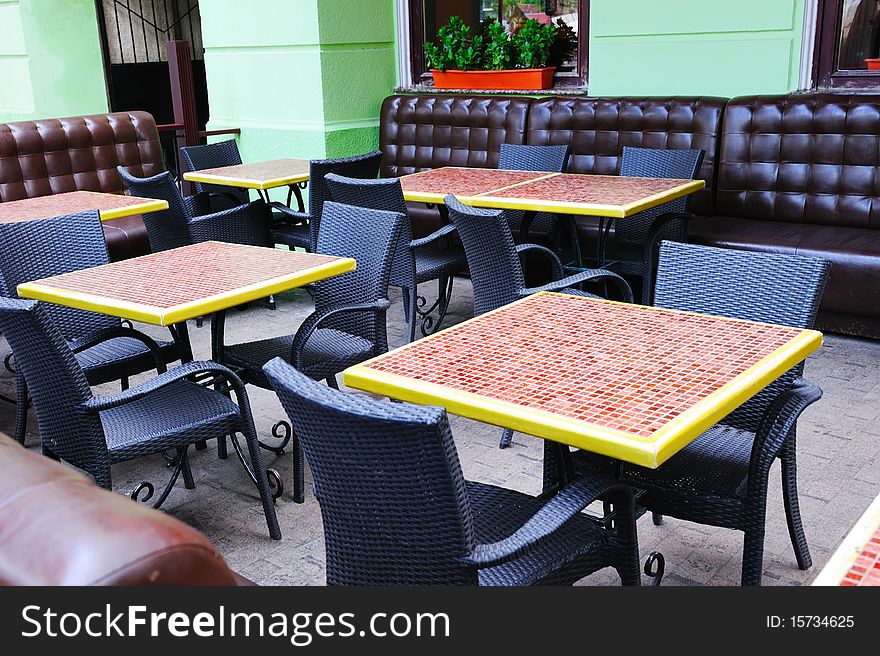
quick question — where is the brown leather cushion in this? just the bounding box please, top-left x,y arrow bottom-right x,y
717,94 -> 880,230
0,436 -> 240,586
526,96 -> 726,216
102,215 -> 152,261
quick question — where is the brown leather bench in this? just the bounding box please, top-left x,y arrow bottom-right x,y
0,111 -> 161,261
0,434 -> 247,586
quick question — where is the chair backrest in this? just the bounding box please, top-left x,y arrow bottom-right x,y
117,167 -> 191,251
306,151 -> 383,250
324,174 -> 413,288
498,144 -> 570,172
262,357 -> 477,585
445,195 -> 524,315
312,201 -> 403,343
0,212 -> 118,339
0,299 -> 108,484
180,140 -> 249,207
653,241 -> 830,432
616,146 -> 704,244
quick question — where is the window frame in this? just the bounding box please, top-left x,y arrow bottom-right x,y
813,0 -> 880,89
405,0 -> 589,88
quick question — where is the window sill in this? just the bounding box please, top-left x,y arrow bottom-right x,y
394,84 -> 588,96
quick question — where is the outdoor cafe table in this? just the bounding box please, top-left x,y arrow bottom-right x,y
182,158 -> 311,211
0,190 -> 169,224
813,492 -> 880,586
398,166 -> 705,266
344,292 -> 821,470
16,240 -> 355,361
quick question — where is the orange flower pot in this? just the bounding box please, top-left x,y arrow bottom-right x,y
431,67 -> 556,91
866,58 -> 880,70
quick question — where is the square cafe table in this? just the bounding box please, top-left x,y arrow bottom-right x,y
344,292 -> 821,469
182,158 -> 311,211
0,190 -> 169,224
813,492 -> 880,586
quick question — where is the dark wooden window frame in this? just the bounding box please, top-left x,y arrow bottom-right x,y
407,0 -> 589,88
813,0 -> 880,89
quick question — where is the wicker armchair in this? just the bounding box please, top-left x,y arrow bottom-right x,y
548,241 -> 831,585
180,140 -> 250,211
218,201 -> 404,502
445,194 -> 634,449
610,146 -> 704,304
117,167 -> 270,252
497,143 -> 571,241
271,151 -> 383,252
0,297 -> 280,539
263,356 -> 641,585
325,174 -> 467,341
0,211 -> 182,444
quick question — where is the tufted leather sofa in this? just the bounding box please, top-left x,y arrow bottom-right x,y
0,434 -> 248,586
0,111 -> 163,260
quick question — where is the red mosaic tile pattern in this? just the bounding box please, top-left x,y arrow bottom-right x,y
191,158 -> 310,185
0,191 -> 158,224
365,294 -> 806,437
29,241 -> 346,309
840,528 -> 880,586
399,167 -> 552,198
477,173 -> 696,209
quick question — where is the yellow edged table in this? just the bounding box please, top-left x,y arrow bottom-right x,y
813,492 -> 880,586
0,190 -> 169,224
344,292 -> 821,469
183,159 -> 311,211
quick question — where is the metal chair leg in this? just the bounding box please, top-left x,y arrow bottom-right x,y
14,372 -> 28,444
652,512 -> 664,526
741,527 -> 766,586
406,287 -> 418,343
499,429 -> 514,449
781,446 -> 812,570
326,375 -> 339,390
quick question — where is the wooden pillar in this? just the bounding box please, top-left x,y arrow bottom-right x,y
167,39 -> 199,191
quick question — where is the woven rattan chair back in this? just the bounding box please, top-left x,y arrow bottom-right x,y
263,357 -> 477,585
654,241 -> 830,432
617,147 -> 704,244
0,212 -> 117,339
499,144 -> 570,172
445,195 -> 524,315
0,298 -> 109,483
117,167 -> 192,251
180,140 -> 249,206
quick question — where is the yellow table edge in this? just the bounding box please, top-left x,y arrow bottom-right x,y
183,170 -> 310,190
99,198 -> 169,221
343,292 -> 822,468
812,492 -> 880,586
18,256 -> 356,327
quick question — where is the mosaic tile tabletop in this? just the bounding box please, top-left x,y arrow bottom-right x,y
345,292 -> 822,467
814,493 -> 880,586
0,191 -> 169,224
183,158 -> 311,189
398,167 -> 555,203
18,241 -> 354,326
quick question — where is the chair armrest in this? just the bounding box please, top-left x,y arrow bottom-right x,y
409,223 -> 457,249
747,377 -> 823,496
643,212 -> 692,251
290,300 -> 392,368
466,475 -> 629,568
79,361 -> 247,414
522,269 -> 634,303
516,243 -> 564,279
269,201 -> 310,225
182,192 -> 211,218
68,326 -> 169,375
188,200 -> 271,246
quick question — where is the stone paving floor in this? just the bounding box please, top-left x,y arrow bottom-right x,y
2,279 -> 879,586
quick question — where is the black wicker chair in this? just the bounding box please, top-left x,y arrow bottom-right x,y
218,201 -> 404,503
0,211 -> 182,444
325,174 -> 467,342
271,151 -> 383,252
0,297 -> 280,539
180,139 -> 250,211
609,146 -> 704,305
263,356 -> 641,585
445,195 -> 633,449
548,241 -> 831,586
117,167 -> 270,252
497,143 -> 571,242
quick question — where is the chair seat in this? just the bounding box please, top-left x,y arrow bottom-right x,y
101,381 -> 241,464
469,481 -> 612,586
413,245 -> 467,283
224,329 -> 374,387
77,336 -> 179,386
573,424 -> 753,500
271,217 -> 310,250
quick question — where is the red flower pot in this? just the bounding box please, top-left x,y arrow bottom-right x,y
865,58 -> 880,70
431,67 -> 556,91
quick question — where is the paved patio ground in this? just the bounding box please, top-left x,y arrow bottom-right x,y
2,279 -> 879,586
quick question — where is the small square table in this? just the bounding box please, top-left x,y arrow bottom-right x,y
813,492 -> 880,586
399,167 -> 556,204
344,292 -> 822,469
0,190 -> 169,224
183,158 -> 311,211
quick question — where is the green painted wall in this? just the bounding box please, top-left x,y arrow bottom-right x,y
589,0 -> 806,96
0,0 -> 108,122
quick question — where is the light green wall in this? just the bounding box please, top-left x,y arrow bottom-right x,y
0,0 -> 108,122
589,0 -> 806,96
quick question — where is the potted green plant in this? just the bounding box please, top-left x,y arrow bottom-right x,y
424,17 -> 559,91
